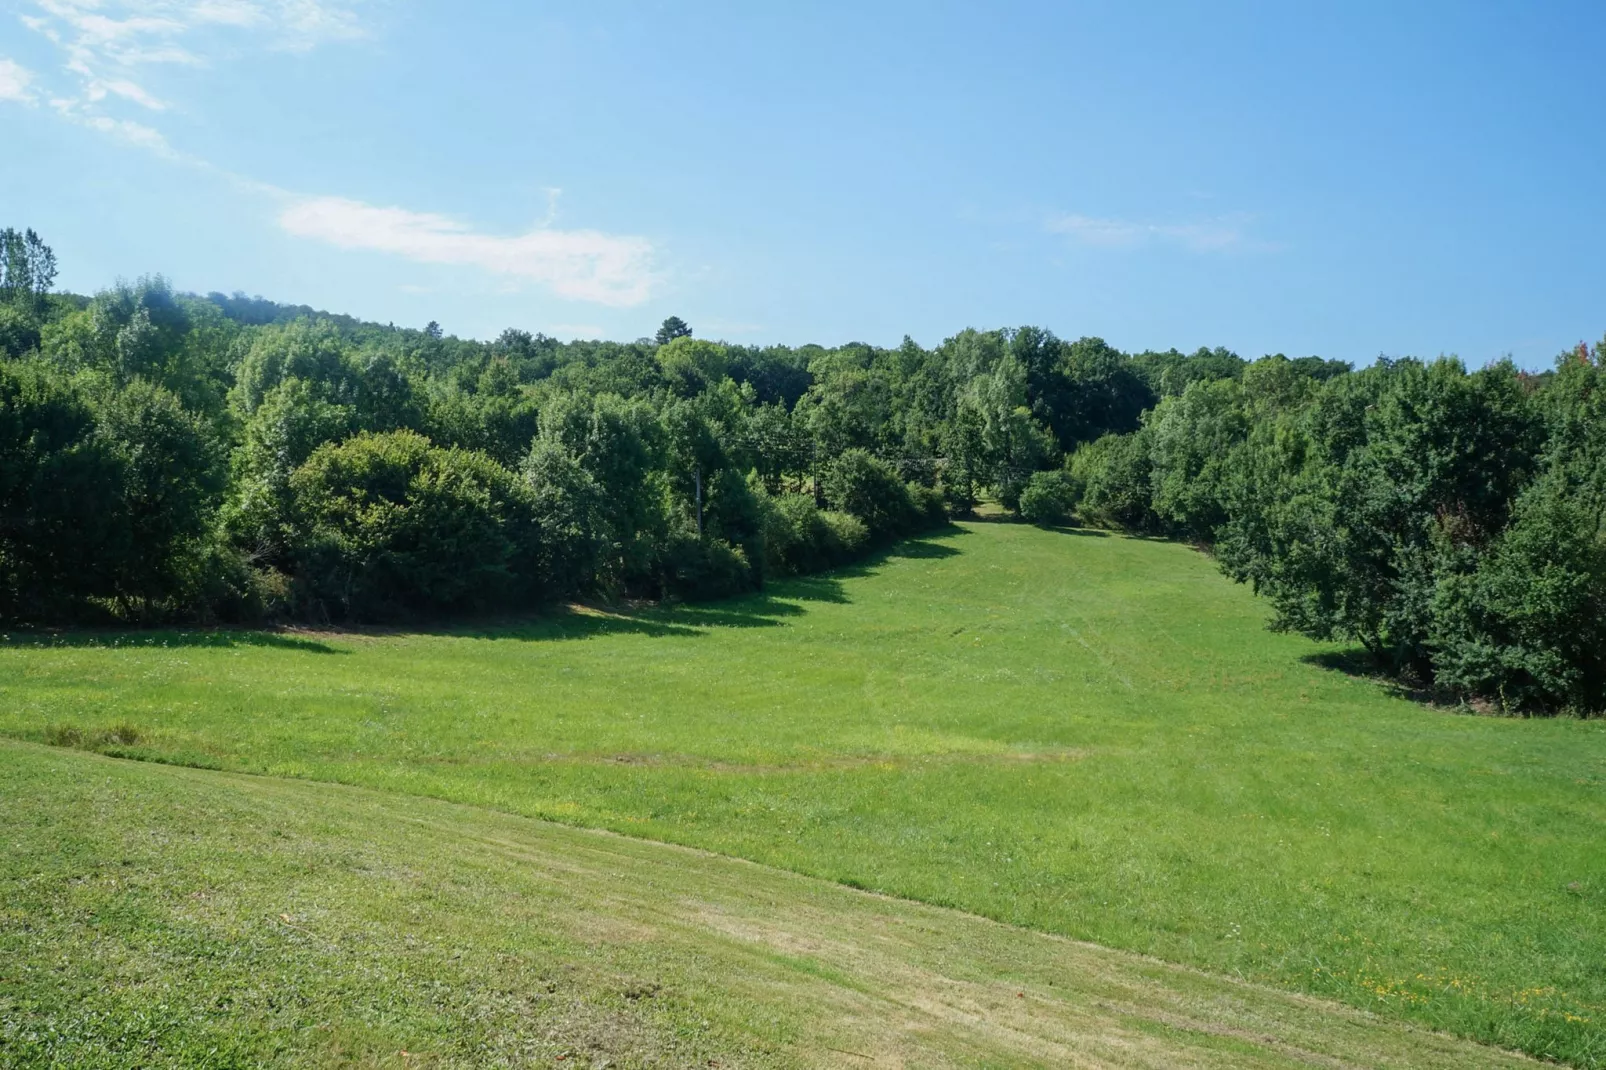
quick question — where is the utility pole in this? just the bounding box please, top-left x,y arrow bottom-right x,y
695,465 -> 703,536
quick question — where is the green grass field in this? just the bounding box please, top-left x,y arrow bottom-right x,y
3,522 -> 1603,1066
2,740 -> 1537,1069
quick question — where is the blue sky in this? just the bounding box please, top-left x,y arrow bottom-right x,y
1,1 -> 1602,367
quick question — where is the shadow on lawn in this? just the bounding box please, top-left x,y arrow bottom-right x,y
955,513 -> 1111,538
1301,648 -> 1446,706
3,528 -> 974,652
0,628 -> 345,655
446,528 -> 970,643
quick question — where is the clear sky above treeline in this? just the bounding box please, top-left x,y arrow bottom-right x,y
2,0 -> 1602,368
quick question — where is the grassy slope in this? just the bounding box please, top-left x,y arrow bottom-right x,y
0,740 -> 1537,1069
1,522 -> 1601,1064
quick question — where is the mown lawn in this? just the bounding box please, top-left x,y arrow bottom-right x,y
2,739 -> 1534,1068
2,522 -> 1602,1065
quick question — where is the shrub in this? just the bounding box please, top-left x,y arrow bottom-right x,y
761,493 -> 823,576
761,493 -> 878,576
819,510 -> 869,558
289,430 -> 536,619
1018,470 -> 1080,527
822,448 -> 918,540
1070,430 -> 1164,533
658,530 -> 751,601
906,481 -> 948,527
1429,477 -> 1606,712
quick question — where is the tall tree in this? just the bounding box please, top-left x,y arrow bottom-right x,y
655,316 -> 692,345
0,228 -> 57,313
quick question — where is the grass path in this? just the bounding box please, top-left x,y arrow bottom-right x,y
2,522 -> 1602,1064
0,740 -> 1539,1068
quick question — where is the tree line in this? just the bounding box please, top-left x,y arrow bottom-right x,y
0,228 -> 1600,712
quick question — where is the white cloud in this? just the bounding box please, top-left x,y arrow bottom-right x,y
20,0 -> 371,137
191,0 -> 269,27
279,197 -> 657,307
93,78 -> 167,109
274,0 -> 366,51
0,58 -> 36,102
1046,211 -> 1257,253
83,115 -> 182,158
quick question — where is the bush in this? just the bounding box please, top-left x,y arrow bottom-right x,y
822,448 -> 918,540
1018,470 -> 1080,527
658,530 -> 751,601
1070,430 -> 1164,533
819,510 -> 869,558
1429,478 -> 1606,712
761,493 -> 824,576
760,492 -> 877,576
906,481 -> 948,527
289,430 -> 536,619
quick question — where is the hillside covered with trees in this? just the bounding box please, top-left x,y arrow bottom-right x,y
1,229 -> 1601,712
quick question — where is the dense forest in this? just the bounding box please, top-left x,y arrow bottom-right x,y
0,229 -> 1601,712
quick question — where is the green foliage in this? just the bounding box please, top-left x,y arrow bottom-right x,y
288,431 -> 535,619
0,360 -> 121,618
761,492 -> 869,575
0,226 -> 56,313
231,318 -> 360,415
521,439 -> 605,599
822,448 -> 924,540
1018,469 -> 1080,527
1430,480 -> 1606,710
224,378 -> 358,562
92,378 -> 228,615
1219,359 -> 1545,687
0,303 -> 41,358
1147,379 -> 1248,539
0,363 -> 227,622
2,226 -> 1601,708
1052,335 -> 1156,446
658,530 -> 752,601
656,336 -> 729,396
1071,429 -> 1165,533
654,314 -> 692,345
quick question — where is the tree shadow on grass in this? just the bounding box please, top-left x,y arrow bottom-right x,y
826,524 -> 968,579
1301,648 -> 1446,706
0,628 -> 346,655
425,528 -> 972,642
2,526 -> 977,651
438,607 -> 707,642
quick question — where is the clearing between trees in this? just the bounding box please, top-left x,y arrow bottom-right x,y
2,523 -> 1602,1066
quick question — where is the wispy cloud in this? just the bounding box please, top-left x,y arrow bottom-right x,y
279,197 -> 658,307
81,114 -> 183,159
17,0 -> 371,131
7,2 -> 663,309
1046,211 -> 1268,253
0,58 -> 36,102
